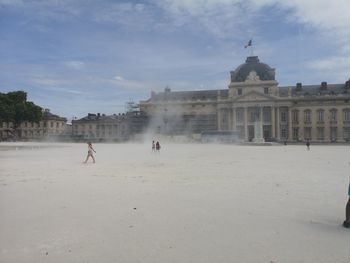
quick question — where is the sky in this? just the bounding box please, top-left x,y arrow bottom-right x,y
0,0 -> 350,119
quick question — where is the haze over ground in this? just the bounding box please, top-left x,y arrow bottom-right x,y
0,142 -> 349,262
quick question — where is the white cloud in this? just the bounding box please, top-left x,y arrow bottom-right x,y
64,60 -> 85,70
306,56 -> 350,82
114,75 -> 124,81
156,0 -> 350,40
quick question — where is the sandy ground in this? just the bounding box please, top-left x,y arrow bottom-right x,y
0,142 -> 349,263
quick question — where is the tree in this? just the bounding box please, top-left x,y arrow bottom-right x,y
0,91 -> 42,138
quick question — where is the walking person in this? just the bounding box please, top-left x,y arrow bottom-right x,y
306,139 -> 310,150
84,142 -> 96,163
152,140 -> 156,153
155,141 -> 161,153
343,180 -> 350,228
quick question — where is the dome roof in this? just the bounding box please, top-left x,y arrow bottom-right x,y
230,56 -> 275,82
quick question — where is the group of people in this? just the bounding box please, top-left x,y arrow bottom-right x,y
83,140 -> 162,163
152,140 -> 161,153
82,141 -> 350,229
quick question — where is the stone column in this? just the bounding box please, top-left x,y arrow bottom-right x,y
338,110 -> 343,142
324,110 -> 330,142
288,107 -> 293,141
253,107 -> 264,143
276,107 -> 280,140
232,107 -> 236,131
271,106 -> 275,139
217,109 -> 221,131
244,107 -> 248,141
228,108 -> 233,130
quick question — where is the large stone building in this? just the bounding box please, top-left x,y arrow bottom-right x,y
72,110 -> 148,142
0,109 -> 67,141
139,56 -> 350,143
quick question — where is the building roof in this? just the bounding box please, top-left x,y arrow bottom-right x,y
230,56 -> 275,82
42,109 -> 66,121
148,89 -> 228,102
279,83 -> 350,97
74,113 -> 127,122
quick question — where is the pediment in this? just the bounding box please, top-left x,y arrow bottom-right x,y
233,90 -> 276,102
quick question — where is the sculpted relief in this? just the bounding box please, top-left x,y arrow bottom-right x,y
245,70 -> 261,82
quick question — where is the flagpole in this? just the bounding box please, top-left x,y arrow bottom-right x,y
250,40 -> 254,56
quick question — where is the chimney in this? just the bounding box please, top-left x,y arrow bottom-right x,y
151,91 -> 156,97
345,80 -> 350,89
321,81 -> 327,90
296,83 -> 302,91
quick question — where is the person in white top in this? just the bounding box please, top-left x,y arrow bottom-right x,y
84,142 -> 96,163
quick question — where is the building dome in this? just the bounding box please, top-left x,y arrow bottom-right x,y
230,56 -> 275,82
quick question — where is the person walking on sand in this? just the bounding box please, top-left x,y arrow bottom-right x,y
84,142 -> 96,163
155,141 -> 161,153
306,139 -> 310,150
152,140 -> 156,153
343,180 -> 350,228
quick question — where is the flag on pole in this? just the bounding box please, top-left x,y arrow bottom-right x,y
244,39 -> 252,48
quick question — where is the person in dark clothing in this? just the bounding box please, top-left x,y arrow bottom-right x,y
155,141 -> 161,152
306,139 -> 310,150
343,182 -> 350,228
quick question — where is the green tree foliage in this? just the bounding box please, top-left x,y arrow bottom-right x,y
0,91 -> 42,128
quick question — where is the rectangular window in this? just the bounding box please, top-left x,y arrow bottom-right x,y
263,108 -> 271,122
236,109 -> 244,123
222,114 -> 227,124
280,111 -> 287,122
292,110 -> 299,123
317,127 -> 324,140
281,127 -> 287,139
344,110 -> 350,121
237,88 -> 242,95
304,111 -> 311,123
330,127 -> 337,141
293,127 -> 299,140
330,110 -> 337,121
343,127 -> 350,141
250,111 -> 256,122
317,111 -> 324,122
304,127 -> 312,140
264,87 -> 269,94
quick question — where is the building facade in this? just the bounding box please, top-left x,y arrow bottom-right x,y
140,56 -> 350,143
0,109 -> 67,141
72,111 -> 148,142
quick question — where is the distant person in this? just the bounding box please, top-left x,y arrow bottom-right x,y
156,141 -> 161,152
84,142 -> 96,163
152,140 -> 156,152
343,180 -> 350,228
306,139 -> 310,150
